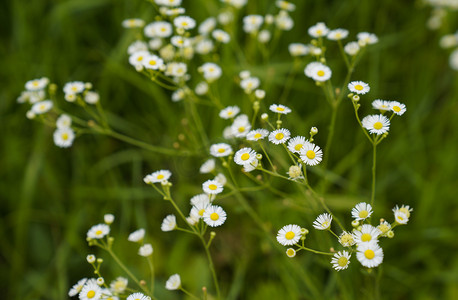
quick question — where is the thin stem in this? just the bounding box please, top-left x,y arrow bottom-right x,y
198,235 -> 221,300
371,142 -> 377,207
188,97 -> 210,149
322,102 -> 338,169
147,256 -> 155,294
180,287 -> 201,300
298,245 -> 334,256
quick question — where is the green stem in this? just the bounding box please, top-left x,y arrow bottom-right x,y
371,142 -> 377,208
199,235 -> 221,300
180,287 -> 201,300
298,245 -> 334,256
147,256 -> 155,294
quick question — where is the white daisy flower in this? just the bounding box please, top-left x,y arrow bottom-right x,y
242,158 -> 258,172
127,40 -> 148,54
212,29 -> 231,43
200,62 -> 222,82
161,215 -> 177,232
128,228 -> 145,242
79,279 -> 102,300
63,81 -> 85,95
200,159 -> 215,174
239,70 -> 250,79
68,278 -> 87,297
312,213 -> 332,230
255,89 -> 265,99
331,251 -> 351,271
300,142 -> 323,166
190,199 -> 210,220
304,62 -> 323,78
143,55 -> 164,70
122,18 -> 145,28
186,214 -> 200,226
155,0 -> 182,7
143,170 -> 172,184
55,114 -> 71,129
31,100 -> 53,115
344,41 -> 360,56
234,147 -> 257,166
152,21 -> 173,38
276,224 -> 302,246
372,99 -> 391,112
377,220 -> 392,237
269,104 -> 291,114
195,81 -> 209,95
129,51 -> 150,68
219,105 -> 240,119
348,81 -> 370,95
87,224 -> 110,239
310,64 -> 332,82
392,204 -> 413,218
84,91 -> 99,104
210,143 -> 232,157
258,29 -> 271,43
339,231 -> 356,247
357,32 -> 378,45
110,277 -> 128,294
353,224 -> 381,245
351,202 -> 373,221
166,62 -> 187,77
231,114 -> 251,137
171,35 -> 190,48
86,254 -> 96,264
171,89 -> 185,102
203,205 -> 227,227
127,292 -> 149,300
287,136 -> 307,154
287,165 -> 302,179
138,243 -> 153,257
356,242 -> 384,268
269,128 -> 291,145
202,179 -> 223,195
190,193 -> 210,206
240,77 -> 260,93
286,248 -> 296,258
25,77 -> 49,91
327,28 -> 349,41
148,38 -> 163,50
195,39 -> 214,55
389,101 -> 407,116
276,0 -> 296,11
394,211 -> 409,224
243,15 -> 263,33
53,127 -> 75,148
198,17 -> 216,35
165,274 -> 181,290
174,16 -> 196,30
361,114 -> 390,135
288,43 -> 309,56
308,22 -> 329,38
246,129 -> 269,141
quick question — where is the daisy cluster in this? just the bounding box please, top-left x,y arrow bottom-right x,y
287,21 -> 378,83
424,0 -> 458,30
276,202 -> 413,271
241,1 -> 296,44
143,169 -> 228,228
18,78 -> 101,149
347,80 -> 407,136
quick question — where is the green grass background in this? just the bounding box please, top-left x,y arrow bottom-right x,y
1,0 -> 458,299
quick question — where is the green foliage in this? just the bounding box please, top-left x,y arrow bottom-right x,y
1,0 -> 458,299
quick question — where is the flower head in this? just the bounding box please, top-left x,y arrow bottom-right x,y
327,28 -> 349,41
210,143 -> 233,157
110,277 -> 128,294
161,215 -> 177,232
219,106 -> 240,119
246,129 -> 269,141
79,279 -> 102,300
348,81 -> 370,95
127,292 -> 149,300
308,22 -> 329,38
269,104 -> 291,114
356,242 -> 384,268
200,159 -> 215,174
87,224 -> 110,239
174,16 -> 196,30
277,224 -> 302,246
68,278 -> 88,297
202,179 -> 223,195
31,100 -> 53,115
351,202 -> 373,221
138,244 -> 153,257
389,101 -> 407,116
372,99 -> 392,112
269,128 -> 291,145
331,251 -> 351,271
165,274 -> 181,290
361,114 -> 390,135
313,213 -> 332,230
128,228 -> 145,242
287,136 -> 307,154
339,231 -> 356,247
234,147 -> 257,166
144,170 -> 172,184
53,127 -> 75,148
299,142 -> 323,166
286,248 -> 296,258
203,205 -> 227,227
353,224 -> 381,245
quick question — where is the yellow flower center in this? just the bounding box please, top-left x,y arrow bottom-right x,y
286,248 -> 295,256
306,150 -> 316,159
181,22 -> 188,27
208,184 -> 217,190
277,107 -> 285,112
137,56 -> 144,62
254,133 -> 262,139
149,60 -> 156,65
335,33 -> 342,38
62,133 -> 69,141
285,231 -> 295,240
227,111 -> 233,116
359,210 -> 369,219
275,133 -> 284,140
340,234 -> 353,245
337,256 -> 348,267
95,230 -> 103,235
364,249 -> 375,259
355,84 -> 363,91
210,212 -> 219,221
199,209 -> 205,216
294,144 -> 303,151
160,27 -> 166,32
397,215 -> 405,221
157,174 -> 164,179
399,207 -> 410,218
322,221 -> 329,228
361,233 -> 372,242
87,290 -> 96,298
39,104 -> 46,110
218,148 -> 225,153
393,106 -> 401,112
33,81 -> 39,87
373,122 -> 383,130
378,224 -> 389,233
316,29 -> 323,35
241,153 -> 250,161
317,70 -> 325,77
71,86 -> 78,92
238,126 -> 245,133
